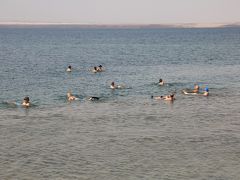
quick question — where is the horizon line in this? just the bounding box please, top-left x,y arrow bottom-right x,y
0,22 -> 240,28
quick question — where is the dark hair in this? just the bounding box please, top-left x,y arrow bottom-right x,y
24,96 -> 30,102
159,79 -> 163,82
91,97 -> 99,100
94,66 -> 97,70
68,65 -> 71,69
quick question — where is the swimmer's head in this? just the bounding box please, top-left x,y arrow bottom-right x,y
205,87 -> 209,92
68,65 -> 71,69
151,95 -> 153,99
94,66 -> 97,70
67,92 -> 72,98
99,65 -> 102,68
159,79 -> 163,83
170,94 -> 174,98
111,82 -> 114,86
23,96 -> 30,102
194,84 -> 200,90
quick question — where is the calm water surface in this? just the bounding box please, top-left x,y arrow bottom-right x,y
0,26 -> 240,179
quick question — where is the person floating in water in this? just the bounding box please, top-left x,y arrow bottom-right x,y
97,65 -> 104,72
66,65 -> 72,72
192,84 -> 200,93
151,94 -> 175,101
110,82 -> 115,89
22,96 -> 30,107
203,87 -> 209,96
164,94 -> 175,101
151,95 -> 164,100
67,92 -> 77,101
182,84 -> 200,94
88,96 -> 100,101
92,66 -> 98,73
110,82 -> 125,89
159,78 -> 164,86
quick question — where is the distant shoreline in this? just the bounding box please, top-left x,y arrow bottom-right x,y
0,22 -> 240,29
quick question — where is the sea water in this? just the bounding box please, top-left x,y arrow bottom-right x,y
0,26 -> 240,179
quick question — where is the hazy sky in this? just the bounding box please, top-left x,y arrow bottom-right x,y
1,0 -> 240,24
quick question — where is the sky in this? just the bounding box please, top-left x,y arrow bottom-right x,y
0,0 -> 240,24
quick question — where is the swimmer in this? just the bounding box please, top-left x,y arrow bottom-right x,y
151,94 -> 175,101
203,87 -> 209,96
67,92 -> 77,101
97,65 -> 104,72
159,78 -> 164,86
110,82 -> 116,89
182,84 -> 200,94
151,95 -> 164,100
193,84 -> 200,93
110,82 -> 124,89
164,94 -> 175,101
89,97 -> 100,101
22,96 -> 30,107
66,65 -> 72,72
92,66 -> 98,73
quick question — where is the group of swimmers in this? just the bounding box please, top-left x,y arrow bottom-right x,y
18,66 -> 209,107
66,65 -> 104,73
92,65 -> 104,73
67,77 -> 208,104
152,79 -> 209,101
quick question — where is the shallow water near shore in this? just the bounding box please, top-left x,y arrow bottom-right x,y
0,26 -> 240,179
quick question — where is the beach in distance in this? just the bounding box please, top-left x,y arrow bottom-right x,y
1,22 -> 240,28
0,26 -> 240,179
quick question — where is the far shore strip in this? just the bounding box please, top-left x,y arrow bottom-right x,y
0,22 -> 240,28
